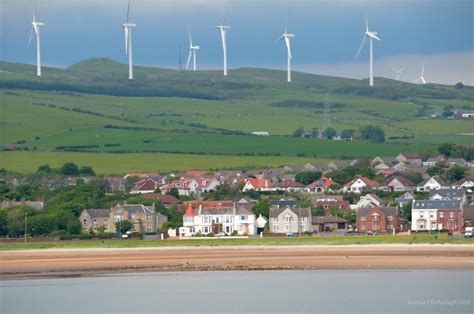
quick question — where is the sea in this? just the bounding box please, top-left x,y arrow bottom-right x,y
1,270 -> 473,313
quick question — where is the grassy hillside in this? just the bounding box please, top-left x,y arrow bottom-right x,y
0,58 -> 472,173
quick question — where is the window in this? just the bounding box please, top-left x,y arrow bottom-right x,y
225,226 -> 231,233
387,216 -> 393,221
361,225 -> 366,231
372,215 -> 380,222
300,224 -> 305,231
147,215 -> 152,221
440,212 -> 444,218
203,217 -> 209,224
361,217 -> 366,221
387,224 -> 393,230
146,227 -> 152,232
93,219 -> 97,224
273,225 -> 278,231
273,217 -> 278,222
240,216 -> 246,221
203,226 -> 209,234
131,215 -> 136,220
285,225 -> 290,231
285,215 -> 290,222
429,212 -> 434,218
420,212 -> 424,218
225,217 -> 231,224
449,212 -> 454,218
83,219 -> 87,226
372,224 -> 379,230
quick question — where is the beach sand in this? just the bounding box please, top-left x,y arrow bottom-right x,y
1,244 -> 473,279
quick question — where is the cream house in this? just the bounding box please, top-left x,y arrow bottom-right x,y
269,206 -> 312,234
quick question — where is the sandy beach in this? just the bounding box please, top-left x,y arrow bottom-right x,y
1,244 -> 473,279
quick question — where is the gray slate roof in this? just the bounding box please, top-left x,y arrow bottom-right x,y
269,206 -> 311,218
201,207 -> 253,216
121,204 -> 154,214
83,208 -> 110,218
428,188 -> 464,200
357,207 -> 398,217
412,200 -> 462,210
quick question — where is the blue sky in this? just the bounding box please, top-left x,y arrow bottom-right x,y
1,0 -> 473,84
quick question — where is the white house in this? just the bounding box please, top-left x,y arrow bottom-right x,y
343,176 -> 379,194
356,193 -> 385,209
411,200 -> 462,232
180,203 -> 256,237
416,176 -> 447,192
242,178 -> 279,192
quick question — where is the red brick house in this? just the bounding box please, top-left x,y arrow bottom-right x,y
437,210 -> 463,233
356,207 -> 400,234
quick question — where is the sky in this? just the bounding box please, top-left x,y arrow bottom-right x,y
1,0 -> 473,85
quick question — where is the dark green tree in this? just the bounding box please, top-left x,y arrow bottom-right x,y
323,128 -> 337,140
60,162 -> 80,176
444,166 -> 467,182
292,127 -> 305,137
115,219 -> 134,234
251,199 -> 270,218
295,171 -> 322,185
359,125 -> 385,143
167,188 -> 180,199
402,203 -> 412,220
37,164 -> 52,173
79,166 -> 96,176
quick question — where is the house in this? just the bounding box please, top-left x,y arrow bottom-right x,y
312,216 -> 349,233
411,200 -> 463,233
416,176 -> 447,192
327,161 -> 348,171
396,153 -> 422,165
452,176 -> 474,190
80,204 -> 168,234
356,207 -> 400,233
343,175 -> 379,193
105,176 -> 125,192
0,199 -> 44,210
313,198 -> 350,214
180,203 -> 256,236
356,193 -> 385,209
428,188 -> 465,202
446,158 -> 468,168
278,179 -> 304,192
373,162 -> 391,171
283,165 -> 306,173
463,204 -> 474,227
142,194 -> 180,208
422,156 -> 445,168
372,156 -> 398,166
271,198 -> 297,209
269,206 -> 312,234
130,177 -> 162,194
161,176 -> 220,196
395,192 -> 415,208
242,178 -> 278,192
304,177 -> 337,194
380,175 -> 414,192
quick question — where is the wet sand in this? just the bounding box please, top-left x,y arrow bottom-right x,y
1,244 -> 473,279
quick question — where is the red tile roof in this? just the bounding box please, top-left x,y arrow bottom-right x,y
245,178 -> 275,189
184,203 -> 195,216
344,175 -> 380,187
306,177 -> 336,189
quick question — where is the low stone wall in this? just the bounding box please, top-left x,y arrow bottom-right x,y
0,236 -> 60,243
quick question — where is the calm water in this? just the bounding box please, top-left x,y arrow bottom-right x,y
1,270 -> 473,313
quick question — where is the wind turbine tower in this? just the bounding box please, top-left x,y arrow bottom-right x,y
355,14 -> 381,87
28,5 -> 44,77
277,24 -> 295,83
123,0 -> 136,80
413,64 -> 427,84
212,17 -> 230,76
392,65 -> 405,81
186,32 -> 200,71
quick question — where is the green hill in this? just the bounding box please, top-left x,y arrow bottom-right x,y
0,58 -> 472,173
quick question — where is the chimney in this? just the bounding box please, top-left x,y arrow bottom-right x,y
198,204 -> 202,215
233,202 -> 236,216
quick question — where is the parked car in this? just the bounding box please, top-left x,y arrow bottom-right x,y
365,231 -> 378,236
465,227 -> 473,238
286,232 -> 298,238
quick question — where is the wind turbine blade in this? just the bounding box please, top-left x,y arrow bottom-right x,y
392,64 -> 397,72
185,50 -> 192,70
399,66 -> 405,73
188,32 -> 193,47
371,33 -> 381,41
365,13 -> 369,33
354,35 -> 368,60
285,36 -> 292,59
421,64 -> 424,77
126,0 -> 131,23
28,27 -> 34,47
221,30 -> 227,55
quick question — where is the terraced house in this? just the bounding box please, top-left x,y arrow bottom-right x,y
80,204 -> 167,233
180,203 -> 256,236
356,207 -> 400,233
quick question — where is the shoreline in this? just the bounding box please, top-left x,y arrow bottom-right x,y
1,244 -> 473,279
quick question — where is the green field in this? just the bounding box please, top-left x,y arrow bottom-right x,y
0,234 -> 472,251
1,58 -> 473,173
0,151 -> 326,175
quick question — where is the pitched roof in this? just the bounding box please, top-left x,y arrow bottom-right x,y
428,188 -> 464,200
269,206 -> 311,218
119,204 -> 155,214
184,203 -> 195,216
142,194 -> 180,204
83,208 -> 110,218
382,175 -> 414,187
399,153 -> 422,159
312,216 -> 349,224
357,207 -> 398,217
418,176 -> 447,187
200,206 -> 253,216
412,200 -> 462,210
344,175 -> 379,187
245,178 -> 275,189
271,198 -> 297,208
306,177 -> 336,189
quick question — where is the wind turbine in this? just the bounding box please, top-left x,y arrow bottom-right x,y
277,24 -> 295,83
186,32 -> 200,71
212,17 -> 230,76
123,0 -> 136,80
28,5 -> 44,77
392,65 -> 405,81
355,14 -> 381,87
413,64 -> 427,84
